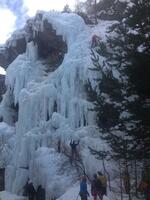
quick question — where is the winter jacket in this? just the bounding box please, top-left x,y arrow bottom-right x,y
70,141 -> 79,151
91,179 -> 98,195
27,182 -> 36,196
80,180 -> 88,193
80,180 -> 89,200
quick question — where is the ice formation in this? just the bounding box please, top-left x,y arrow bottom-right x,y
0,12 -> 114,199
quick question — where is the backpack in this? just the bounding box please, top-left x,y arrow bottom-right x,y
95,179 -> 102,190
98,175 -> 107,187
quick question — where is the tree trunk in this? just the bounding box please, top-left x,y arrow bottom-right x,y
119,160 -> 123,200
134,160 -> 139,197
102,158 -> 111,191
94,0 -> 98,25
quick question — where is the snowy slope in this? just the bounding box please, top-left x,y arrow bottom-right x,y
0,191 -> 26,200
57,182 -> 112,200
0,12 -> 116,200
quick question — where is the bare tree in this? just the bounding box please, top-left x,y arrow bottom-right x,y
94,0 -> 98,24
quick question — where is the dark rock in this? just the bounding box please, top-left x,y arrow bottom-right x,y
76,12 -> 94,25
0,74 -> 6,102
0,37 -> 26,69
0,12 -> 67,71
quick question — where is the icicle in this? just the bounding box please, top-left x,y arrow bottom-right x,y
26,41 -> 38,62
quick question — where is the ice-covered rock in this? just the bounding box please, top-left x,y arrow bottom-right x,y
0,11 -> 115,199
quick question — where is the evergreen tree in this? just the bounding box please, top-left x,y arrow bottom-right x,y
87,0 -> 150,165
115,0 -> 150,160
86,37 -> 133,152
62,4 -> 72,13
96,0 -> 128,21
76,0 -> 98,24
81,0 -> 128,21
86,39 -> 134,200
86,2 -> 150,199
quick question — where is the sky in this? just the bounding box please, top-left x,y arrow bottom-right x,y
0,0 -> 78,45
0,66 -> 6,75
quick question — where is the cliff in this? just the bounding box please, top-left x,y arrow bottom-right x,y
0,12 -> 67,70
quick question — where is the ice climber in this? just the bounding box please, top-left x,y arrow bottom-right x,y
91,34 -> 101,48
57,138 -> 61,153
79,176 -> 89,200
70,139 -> 79,161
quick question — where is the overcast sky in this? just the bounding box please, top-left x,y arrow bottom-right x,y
0,0 -> 77,45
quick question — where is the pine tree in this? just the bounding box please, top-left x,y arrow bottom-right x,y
86,39 -> 135,200
86,2 -> 150,199
96,0 -> 128,21
62,4 -> 72,13
117,0 -> 150,160
95,0 -> 150,161
82,0 -> 128,21
86,37 -> 133,152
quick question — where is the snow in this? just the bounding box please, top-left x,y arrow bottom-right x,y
0,122 -> 15,167
125,95 -> 139,102
57,182 -> 113,200
0,11 -> 118,200
0,191 -> 26,200
119,111 -> 132,119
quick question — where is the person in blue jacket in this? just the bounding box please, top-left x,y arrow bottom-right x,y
79,176 -> 89,200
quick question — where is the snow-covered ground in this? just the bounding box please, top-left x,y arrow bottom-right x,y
0,191 -> 26,200
0,11 -> 120,200
57,182 -> 113,200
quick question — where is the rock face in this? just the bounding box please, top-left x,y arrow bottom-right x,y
0,38 -> 26,69
0,12 -> 67,70
0,75 -> 6,102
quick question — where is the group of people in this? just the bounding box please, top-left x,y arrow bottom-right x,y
23,180 -> 45,200
79,172 -> 107,200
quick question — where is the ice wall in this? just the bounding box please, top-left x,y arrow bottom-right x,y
0,12 -> 99,199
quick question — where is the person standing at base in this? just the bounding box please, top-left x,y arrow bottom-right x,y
26,180 -> 36,200
97,171 -> 107,196
91,174 -> 99,200
36,185 -> 45,200
79,176 -> 89,200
